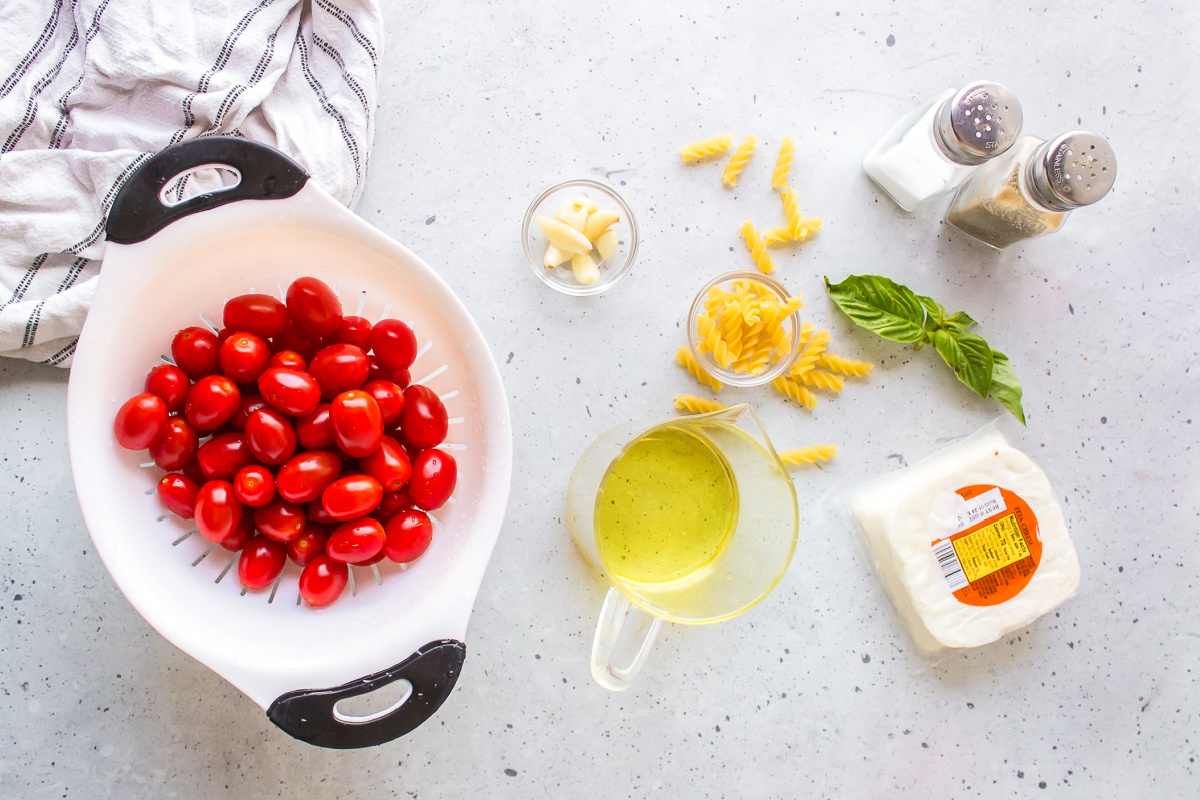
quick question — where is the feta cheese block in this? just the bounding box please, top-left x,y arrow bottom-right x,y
851,428 -> 1080,655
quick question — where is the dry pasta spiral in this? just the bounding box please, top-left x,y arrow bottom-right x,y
680,135 -> 733,163
818,352 -> 874,377
796,369 -> 845,392
675,345 -> 723,391
722,135 -> 758,187
771,138 -> 795,191
673,395 -> 728,414
740,221 -> 776,274
771,376 -> 818,409
779,444 -> 838,466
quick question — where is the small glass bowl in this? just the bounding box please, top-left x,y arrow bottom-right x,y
521,178 -> 639,296
686,272 -> 802,388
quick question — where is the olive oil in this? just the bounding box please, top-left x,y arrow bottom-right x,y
594,425 -> 737,585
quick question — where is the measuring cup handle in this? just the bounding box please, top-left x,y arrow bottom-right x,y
591,587 -> 663,691
265,639 -> 466,749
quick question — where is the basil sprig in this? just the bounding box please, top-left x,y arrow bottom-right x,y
824,275 -> 1026,424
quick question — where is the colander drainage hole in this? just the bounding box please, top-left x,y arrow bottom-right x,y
333,680 -> 414,725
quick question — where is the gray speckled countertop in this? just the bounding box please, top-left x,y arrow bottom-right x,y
3,1 -> 1198,797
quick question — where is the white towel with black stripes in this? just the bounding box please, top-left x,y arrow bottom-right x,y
0,0 -> 383,367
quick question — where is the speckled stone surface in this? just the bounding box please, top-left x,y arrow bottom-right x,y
2,1 -> 1198,797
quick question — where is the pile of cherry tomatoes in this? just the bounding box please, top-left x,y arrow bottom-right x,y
113,276 -> 457,608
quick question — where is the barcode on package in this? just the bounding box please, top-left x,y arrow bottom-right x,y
932,538 -> 969,591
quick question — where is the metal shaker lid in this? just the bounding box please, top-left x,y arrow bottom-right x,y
1025,131 -> 1117,211
934,81 -> 1023,165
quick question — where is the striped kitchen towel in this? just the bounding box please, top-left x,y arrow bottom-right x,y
0,0 -> 383,367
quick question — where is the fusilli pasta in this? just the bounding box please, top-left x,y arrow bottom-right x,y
722,135 -> 758,187
771,376 -> 818,409
779,444 -> 838,466
740,221 -> 776,274
796,369 -> 845,392
817,352 -> 874,377
675,345 -> 723,391
680,135 -> 733,163
771,137 -> 795,191
673,395 -> 728,414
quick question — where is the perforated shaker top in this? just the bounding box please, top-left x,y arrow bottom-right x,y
1027,131 -> 1118,210
935,81 -> 1024,165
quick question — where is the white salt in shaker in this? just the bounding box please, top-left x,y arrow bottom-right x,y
863,81 -> 1023,212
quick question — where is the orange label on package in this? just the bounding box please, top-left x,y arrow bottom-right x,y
930,485 -> 1042,607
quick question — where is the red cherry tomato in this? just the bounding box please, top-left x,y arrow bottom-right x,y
360,435 -> 412,492
195,480 -> 243,544
322,474 -> 383,521
270,322 -> 327,361
296,403 -> 334,450
299,555 -> 348,607
230,394 -> 268,432
182,458 -> 206,486
196,432 -> 255,480
218,332 -> 270,384
171,326 -> 221,380
332,315 -> 372,350
287,524 -> 330,567
257,366 -> 321,417
253,496 -> 307,543
184,375 -> 241,431
331,389 -> 383,458
384,508 -> 433,563
238,535 -> 287,590
221,512 -> 255,552
363,380 -> 405,426
286,277 -> 343,337
326,517 -> 386,564
369,318 -> 418,371
157,473 -> 200,519
144,364 -> 190,412
149,416 -> 199,470
244,407 -> 298,465
366,358 -> 410,388
223,293 -> 290,340
234,464 -> 276,507
408,449 -> 456,510
374,487 -> 413,523
114,393 -> 169,450
308,343 -> 370,400
268,350 -> 306,370
307,498 -> 340,526
399,385 -> 448,449
275,450 -> 343,503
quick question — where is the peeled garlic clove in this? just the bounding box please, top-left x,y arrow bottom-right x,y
537,215 -> 592,254
544,243 -> 570,268
555,197 -> 589,232
583,208 -> 620,242
571,251 -> 600,285
595,229 -> 618,261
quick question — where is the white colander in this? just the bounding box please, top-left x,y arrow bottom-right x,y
66,139 -> 512,749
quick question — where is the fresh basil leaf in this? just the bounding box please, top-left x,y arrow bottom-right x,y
931,330 -> 994,398
824,275 -> 929,344
945,310 -> 977,330
917,295 -> 946,327
989,350 -> 1026,425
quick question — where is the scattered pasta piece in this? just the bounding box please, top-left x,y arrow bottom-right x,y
771,376 -> 818,409
680,134 -> 733,163
765,188 -> 824,247
673,395 -> 728,414
779,444 -> 838,466
740,221 -> 776,274
796,369 -> 845,393
722,135 -> 758,187
771,138 -> 795,191
675,345 -> 723,392
818,352 -> 874,377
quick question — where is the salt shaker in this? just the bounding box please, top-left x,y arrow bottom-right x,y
863,81 -> 1023,212
945,131 -> 1117,249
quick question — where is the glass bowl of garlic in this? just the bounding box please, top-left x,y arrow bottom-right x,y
521,178 -> 639,296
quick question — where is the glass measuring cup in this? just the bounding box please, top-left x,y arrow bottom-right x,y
566,404 -> 798,690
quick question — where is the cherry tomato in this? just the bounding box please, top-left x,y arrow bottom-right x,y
332,315 -> 372,350
363,380 -> 405,426
308,343 -> 370,400
408,449 -> 456,510
218,332 -> 270,384
234,464 -> 276,507
195,480 -> 243,544
369,318 -> 418,371
157,473 -> 200,519
182,457 -> 206,486
275,450 -> 343,503
326,517 -> 386,564
399,385 -> 448,449
149,416 -> 199,470
366,358 -> 410,388
384,508 -> 433,563
331,389 -> 383,458
238,535 -> 287,590
374,487 -> 413,523
287,524 -> 330,567
270,322 -> 327,361
268,350 -> 306,370
144,364 -> 190,412
298,555 -> 348,607
253,496 -> 306,543
360,435 -> 412,492
286,277 -> 343,337
171,326 -> 221,380
195,432 -> 253,480
230,395 -> 268,432
257,366 -> 321,417
296,403 -> 334,450
307,498 -> 340,526
184,375 -> 241,431
223,293 -> 290,340
321,474 -> 383,521
216,327 -> 235,345
244,407 -> 298,465
113,393 -> 168,450
221,512 -> 255,552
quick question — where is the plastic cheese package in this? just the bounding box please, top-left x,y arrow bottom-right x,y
834,422 -> 1081,657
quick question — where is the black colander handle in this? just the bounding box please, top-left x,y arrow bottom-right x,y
266,639 -> 467,749
106,137 -> 309,245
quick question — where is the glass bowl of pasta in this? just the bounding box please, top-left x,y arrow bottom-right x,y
686,272 -> 803,388
521,178 -> 639,296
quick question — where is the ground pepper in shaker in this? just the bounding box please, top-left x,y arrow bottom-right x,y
862,81 -> 1023,212
945,131 -> 1117,249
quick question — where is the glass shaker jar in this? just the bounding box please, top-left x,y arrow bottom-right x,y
863,81 -> 1023,212
945,131 -> 1117,249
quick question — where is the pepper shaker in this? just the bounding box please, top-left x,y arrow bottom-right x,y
863,81 -> 1024,212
